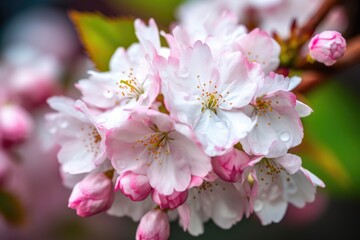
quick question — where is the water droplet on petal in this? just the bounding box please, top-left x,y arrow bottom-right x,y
287,180 -> 297,194
117,161 -> 126,169
254,200 -> 263,212
97,117 -> 107,124
280,131 -> 290,142
49,127 -> 57,134
103,90 -> 114,99
160,71 -> 168,78
59,121 -> 68,128
215,121 -> 225,129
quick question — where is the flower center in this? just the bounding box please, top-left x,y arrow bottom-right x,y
195,75 -> 231,114
135,129 -> 172,166
114,68 -> 144,100
255,98 -> 273,116
81,125 -> 102,156
256,158 -> 291,187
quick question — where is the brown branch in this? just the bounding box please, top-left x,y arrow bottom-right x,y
299,0 -> 339,36
296,35 -> 360,94
333,35 -> 360,69
295,70 -> 327,93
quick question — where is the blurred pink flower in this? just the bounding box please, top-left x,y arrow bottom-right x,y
0,103 -> 33,145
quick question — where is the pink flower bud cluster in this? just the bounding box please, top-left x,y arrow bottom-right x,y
47,11 -> 334,239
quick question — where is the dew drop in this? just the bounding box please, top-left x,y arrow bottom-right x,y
117,161 -> 126,169
280,131 -> 290,142
49,127 -> 57,134
253,200 -> 263,212
103,90 -> 114,99
59,121 -> 68,128
287,180 -> 297,194
160,71 -> 168,78
215,121 -> 225,129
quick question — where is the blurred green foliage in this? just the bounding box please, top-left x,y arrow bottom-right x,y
107,0 -> 184,27
0,190 -> 25,225
301,81 -> 360,197
69,11 -> 137,71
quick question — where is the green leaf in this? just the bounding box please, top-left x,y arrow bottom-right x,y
299,81 -> 360,197
0,190 -> 26,226
69,11 -> 137,71
106,0 -> 184,26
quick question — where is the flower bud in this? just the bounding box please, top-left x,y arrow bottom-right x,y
308,31 -> 346,66
151,190 -> 188,210
115,171 -> 152,201
136,209 -> 170,240
212,149 -> 250,182
0,104 -> 33,144
68,172 -> 114,217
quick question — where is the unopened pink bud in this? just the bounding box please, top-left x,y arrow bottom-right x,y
0,104 -> 33,143
68,172 -> 114,217
308,31 -> 346,66
136,209 -> 170,240
115,171 -> 152,201
212,149 -> 250,182
151,190 -> 188,210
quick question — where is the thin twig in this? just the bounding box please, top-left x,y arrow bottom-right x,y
299,0 -> 339,36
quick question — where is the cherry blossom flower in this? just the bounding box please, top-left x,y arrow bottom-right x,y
236,28 -> 280,74
47,97 -> 107,174
76,19 -> 162,111
158,41 -> 262,156
107,191 -> 155,221
163,11 -> 247,58
240,72 -> 312,156
0,103 -> 33,144
76,44 -> 159,111
180,175 -> 251,236
106,109 -> 211,195
247,154 -> 325,225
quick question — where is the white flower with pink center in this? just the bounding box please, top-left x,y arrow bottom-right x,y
47,96 -> 107,174
248,154 -> 325,225
158,41 -> 262,156
240,72 -> 312,156
106,109 -> 211,195
163,11 -> 247,58
76,44 -> 159,111
237,28 -> 281,74
76,19 -> 162,111
179,175 -> 251,236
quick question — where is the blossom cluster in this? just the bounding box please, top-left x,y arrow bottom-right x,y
1,46 -> 61,188
46,9 -> 345,239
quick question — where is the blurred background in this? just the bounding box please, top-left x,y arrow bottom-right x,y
0,0 -> 360,239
